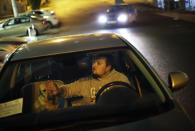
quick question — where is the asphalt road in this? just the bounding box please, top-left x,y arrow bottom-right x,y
37,11 -> 195,123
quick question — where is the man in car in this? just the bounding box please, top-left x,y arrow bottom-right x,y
60,54 -> 131,106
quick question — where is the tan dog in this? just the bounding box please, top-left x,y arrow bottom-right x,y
34,81 -> 62,112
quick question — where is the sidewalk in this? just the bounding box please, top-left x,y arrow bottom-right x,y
135,4 -> 195,23
158,12 -> 195,23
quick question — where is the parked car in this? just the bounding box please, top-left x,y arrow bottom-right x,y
0,16 -> 49,37
98,4 -> 137,26
0,37 -> 28,68
0,33 -> 194,130
21,10 -> 60,27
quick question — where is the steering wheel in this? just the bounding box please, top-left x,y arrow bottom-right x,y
95,81 -> 136,104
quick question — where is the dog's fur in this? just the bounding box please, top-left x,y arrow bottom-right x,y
34,81 -> 62,112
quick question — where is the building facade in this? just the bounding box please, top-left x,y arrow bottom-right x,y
0,0 -> 50,18
0,0 -> 26,18
153,0 -> 194,11
0,0 -> 13,17
185,0 -> 195,11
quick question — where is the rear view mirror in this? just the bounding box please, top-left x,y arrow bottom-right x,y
22,80 -> 65,113
168,72 -> 189,91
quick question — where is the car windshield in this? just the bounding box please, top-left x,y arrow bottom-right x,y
109,5 -> 132,13
0,48 -> 168,114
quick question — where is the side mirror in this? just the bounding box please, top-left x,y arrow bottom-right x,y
168,72 -> 189,91
2,24 -> 5,28
22,80 -> 66,113
2,22 -> 8,28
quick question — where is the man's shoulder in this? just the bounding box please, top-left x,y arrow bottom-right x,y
80,75 -> 94,80
111,69 -> 130,84
111,69 -> 125,76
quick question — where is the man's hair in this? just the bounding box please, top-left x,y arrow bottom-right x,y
95,54 -> 113,67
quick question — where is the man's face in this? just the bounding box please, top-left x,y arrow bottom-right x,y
92,57 -> 111,77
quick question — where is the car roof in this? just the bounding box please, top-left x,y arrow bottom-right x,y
11,33 -> 128,61
8,16 -> 31,20
110,4 -> 132,8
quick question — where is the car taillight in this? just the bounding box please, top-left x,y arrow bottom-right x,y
42,20 -> 47,25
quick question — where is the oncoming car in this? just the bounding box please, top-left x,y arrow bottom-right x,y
0,33 -> 194,130
98,4 -> 137,26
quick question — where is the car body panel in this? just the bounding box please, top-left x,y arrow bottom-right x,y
0,37 -> 28,52
94,106 -> 195,131
0,101 -> 194,131
0,37 -> 28,68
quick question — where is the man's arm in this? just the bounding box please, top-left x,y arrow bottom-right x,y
59,77 -> 90,98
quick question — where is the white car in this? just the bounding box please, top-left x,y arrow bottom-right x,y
0,16 -> 48,37
25,10 -> 60,27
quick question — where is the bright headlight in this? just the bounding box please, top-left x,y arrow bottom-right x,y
98,15 -> 107,24
117,13 -> 128,23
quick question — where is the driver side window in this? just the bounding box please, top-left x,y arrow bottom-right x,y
20,18 -> 30,23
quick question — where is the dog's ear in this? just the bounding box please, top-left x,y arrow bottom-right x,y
39,82 -> 47,97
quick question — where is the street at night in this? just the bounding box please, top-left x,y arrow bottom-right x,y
0,0 -> 195,130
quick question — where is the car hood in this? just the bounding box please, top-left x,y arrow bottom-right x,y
94,106 -> 195,131
105,11 -> 130,19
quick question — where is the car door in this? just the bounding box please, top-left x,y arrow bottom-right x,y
0,63 -> 38,130
17,17 -> 32,36
0,18 -> 28,37
0,18 -> 17,37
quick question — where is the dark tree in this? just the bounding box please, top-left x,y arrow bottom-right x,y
28,0 -> 41,10
115,0 -> 124,4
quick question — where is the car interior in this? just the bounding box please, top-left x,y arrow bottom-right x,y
0,49 -> 163,115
